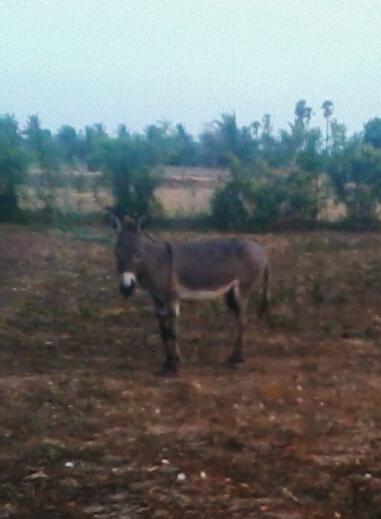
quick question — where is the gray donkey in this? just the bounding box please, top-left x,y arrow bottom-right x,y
112,216 -> 269,374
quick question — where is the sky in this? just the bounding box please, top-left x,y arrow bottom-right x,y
1,0 -> 381,137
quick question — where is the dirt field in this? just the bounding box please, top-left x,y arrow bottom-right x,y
1,225 -> 381,518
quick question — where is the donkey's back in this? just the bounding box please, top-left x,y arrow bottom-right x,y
171,238 -> 267,295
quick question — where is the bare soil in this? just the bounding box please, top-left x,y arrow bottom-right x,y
0,225 -> 381,518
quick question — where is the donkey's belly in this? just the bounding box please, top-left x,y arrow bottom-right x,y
175,280 -> 237,301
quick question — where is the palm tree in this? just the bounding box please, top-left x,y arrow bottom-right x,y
251,121 -> 261,140
321,100 -> 334,149
304,107 -> 313,132
294,100 -> 313,148
262,114 -> 272,136
295,100 -> 307,123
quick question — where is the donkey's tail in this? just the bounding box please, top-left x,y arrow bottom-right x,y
257,264 -> 270,319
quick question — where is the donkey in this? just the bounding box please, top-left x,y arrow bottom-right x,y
112,216 -> 270,374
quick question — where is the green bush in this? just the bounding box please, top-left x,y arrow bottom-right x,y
94,134 -> 161,218
212,179 -> 250,230
0,114 -> 29,221
328,144 -> 381,225
212,159 -> 318,230
250,169 -> 318,228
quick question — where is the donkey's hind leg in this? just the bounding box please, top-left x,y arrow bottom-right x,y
224,286 -> 248,365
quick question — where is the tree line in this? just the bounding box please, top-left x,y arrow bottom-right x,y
1,100 -> 381,228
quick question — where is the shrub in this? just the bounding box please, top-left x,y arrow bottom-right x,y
328,144 -> 381,225
94,135 -> 161,218
211,159 -> 318,230
211,179 -> 251,230
0,114 -> 29,221
250,169 -> 318,228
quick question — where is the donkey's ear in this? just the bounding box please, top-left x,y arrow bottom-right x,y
136,215 -> 148,232
105,210 -> 122,233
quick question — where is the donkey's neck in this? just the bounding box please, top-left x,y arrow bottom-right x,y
140,233 -> 169,255
138,234 -> 173,294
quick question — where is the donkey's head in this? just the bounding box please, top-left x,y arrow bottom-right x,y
110,213 -> 145,298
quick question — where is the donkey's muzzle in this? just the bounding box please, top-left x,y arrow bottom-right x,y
119,281 -> 136,298
119,271 -> 137,298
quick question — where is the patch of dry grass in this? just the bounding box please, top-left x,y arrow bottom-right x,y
0,225 -> 381,518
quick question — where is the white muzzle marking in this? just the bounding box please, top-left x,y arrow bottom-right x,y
121,272 -> 137,289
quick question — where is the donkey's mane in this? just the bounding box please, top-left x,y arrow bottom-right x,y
141,230 -> 173,267
141,230 -> 162,244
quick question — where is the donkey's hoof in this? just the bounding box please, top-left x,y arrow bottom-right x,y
160,361 -> 180,377
226,354 -> 244,366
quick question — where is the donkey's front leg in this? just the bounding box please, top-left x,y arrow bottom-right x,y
155,302 -> 181,374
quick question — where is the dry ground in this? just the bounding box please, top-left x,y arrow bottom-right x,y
0,225 -> 381,519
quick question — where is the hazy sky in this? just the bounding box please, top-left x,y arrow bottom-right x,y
1,0 -> 381,136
